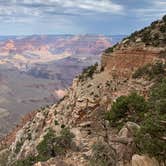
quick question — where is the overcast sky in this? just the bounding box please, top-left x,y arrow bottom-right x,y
0,0 -> 166,35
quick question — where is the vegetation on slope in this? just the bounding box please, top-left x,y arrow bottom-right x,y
90,142 -> 116,166
14,128 -> 74,166
135,79 -> 166,162
103,15 -> 166,56
104,44 -> 117,54
132,61 -> 166,80
106,78 -> 166,163
123,15 -> 166,47
78,63 -> 98,81
106,92 -> 147,127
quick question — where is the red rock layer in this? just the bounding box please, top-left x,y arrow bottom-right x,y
101,48 -> 160,78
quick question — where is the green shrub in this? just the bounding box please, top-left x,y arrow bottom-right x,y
104,44 -> 118,54
106,92 -> 147,127
36,128 -> 74,161
151,21 -> 158,28
14,156 -> 37,166
160,25 -> 166,33
162,15 -> 166,22
36,129 -> 57,161
90,142 -> 116,166
104,47 -> 114,53
148,78 -> 166,112
61,124 -> 65,128
132,64 -> 151,78
15,128 -> 75,165
159,50 -> 166,58
154,99 -> 166,114
142,30 -> 151,44
79,63 -> 98,80
151,62 -> 165,76
54,120 -> 59,125
15,141 -> 24,154
132,62 -> 165,79
134,114 -> 166,161
134,78 -> 166,162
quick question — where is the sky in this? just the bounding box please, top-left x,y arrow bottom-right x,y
0,0 -> 166,35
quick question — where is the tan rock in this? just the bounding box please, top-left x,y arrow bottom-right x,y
132,155 -> 159,166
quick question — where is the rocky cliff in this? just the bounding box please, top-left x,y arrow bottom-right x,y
0,16 -> 166,166
0,34 -> 121,138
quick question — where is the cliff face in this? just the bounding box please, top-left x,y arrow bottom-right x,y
102,48 -> 161,78
0,16 -> 166,166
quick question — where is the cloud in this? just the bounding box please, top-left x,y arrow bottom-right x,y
0,0 -> 124,24
132,0 -> 166,20
153,0 -> 166,6
54,0 -> 124,13
18,0 -> 124,13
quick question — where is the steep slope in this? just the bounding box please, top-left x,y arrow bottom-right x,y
0,16 -> 166,166
0,35 -> 125,138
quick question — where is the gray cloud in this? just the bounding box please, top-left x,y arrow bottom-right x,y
18,0 -> 124,13
0,0 -> 124,23
132,0 -> 166,20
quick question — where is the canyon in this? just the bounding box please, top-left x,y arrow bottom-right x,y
0,15 -> 165,166
0,34 -> 124,137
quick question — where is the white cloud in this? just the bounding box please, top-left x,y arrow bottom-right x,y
54,0 -> 124,13
6,0 -> 124,14
132,0 -> 166,20
0,0 -> 124,24
153,1 -> 166,6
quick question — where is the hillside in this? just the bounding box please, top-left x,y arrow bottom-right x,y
0,16 -> 166,166
0,35 -> 125,138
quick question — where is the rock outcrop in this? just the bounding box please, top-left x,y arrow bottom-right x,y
132,155 -> 159,166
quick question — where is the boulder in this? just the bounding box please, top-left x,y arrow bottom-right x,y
132,154 -> 159,166
118,122 -> 140,140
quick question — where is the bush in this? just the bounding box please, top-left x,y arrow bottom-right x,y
54,120 -> 59,125
142,30 -> 151,44
106,92 -> 147,127
79,63 -> 98,80
151,21 -> 158,28
104,44 -> 117,54
162,15 -> 166,22
159,50 -> 166,58
148,78 -> 166,113
154,99 -> 166,114
14,128 -> 75,165
14,156 -> 37,166
15,141 -> 24,154
61,124 -> 65,128
132,62 -> 165,79
134,78 -> 166,162
160,25 -> 166,33
90,142 -> 116,166
104,47 -> 114,53
36,128 -> 74,161
132,64 -> 151,78
36,129 -> 58,161
134,114 -> 166,161
151,62 -> 165,76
